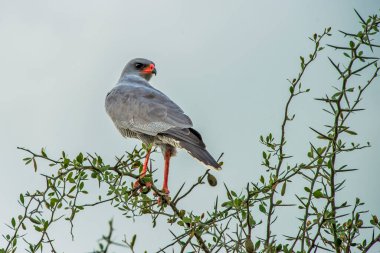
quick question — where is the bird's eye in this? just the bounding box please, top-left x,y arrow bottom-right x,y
135,63 -> 143,69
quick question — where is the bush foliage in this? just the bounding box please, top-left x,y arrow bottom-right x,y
2,10 -> 380,253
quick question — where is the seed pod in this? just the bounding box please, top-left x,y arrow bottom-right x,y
207,173 -> 217,187
245,238 -> 254,253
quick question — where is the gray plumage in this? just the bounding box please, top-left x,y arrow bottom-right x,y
105,58 -> 220,170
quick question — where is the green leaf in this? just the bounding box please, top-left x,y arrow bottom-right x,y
344,129 -> 357,135
63,158 -> 70,168
255,240 -> 261,250
11,218 -> 16,228
370,215 -> 378,225
41,148 -> 47,158
131,234 -> 137,248
327,159 -> 333,169
234,198 -> 242,207
281,182 -> 287,196
34,225 -> 43,232
33,158 -> 37,172
19,194 -> 24,205
29,217 -> 40,224
313,189 -> 323,199
259,204 -> 266,213
69,185 -> 77,194
43,221 -> 49,230
50,198 -> 58,207
76,153 -> 84,163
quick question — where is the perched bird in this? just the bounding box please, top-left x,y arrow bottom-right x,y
105,58 -> 220,198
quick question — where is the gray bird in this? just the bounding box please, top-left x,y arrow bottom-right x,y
105,58 -> 220,196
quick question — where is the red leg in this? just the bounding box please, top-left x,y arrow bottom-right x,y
162,149 -> 171,194
133,148 -> 152,190
141,148 -> 151,178
157,149 -> 171,205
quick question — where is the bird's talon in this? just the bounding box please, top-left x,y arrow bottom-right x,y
157,195 -> 170,206
133,179 -> 152,193
154,188 -> 170,205
162,188 -> 170,195
153,188 -> 170,196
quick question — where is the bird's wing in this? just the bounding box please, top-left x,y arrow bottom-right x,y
105,84 -> 193,136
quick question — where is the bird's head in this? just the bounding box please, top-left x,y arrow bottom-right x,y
120,58 -> 157,81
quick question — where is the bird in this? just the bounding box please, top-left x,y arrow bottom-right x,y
105,58 -> 221,200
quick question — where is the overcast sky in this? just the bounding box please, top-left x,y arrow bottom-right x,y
1,1 -> 379,252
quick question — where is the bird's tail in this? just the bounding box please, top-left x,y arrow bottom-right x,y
178,141 -> 221,171
162,127 -> 221,170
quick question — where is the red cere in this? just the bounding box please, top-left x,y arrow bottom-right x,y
142,64 -> 155,73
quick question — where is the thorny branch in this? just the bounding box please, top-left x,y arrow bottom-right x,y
2,10 -> 380,253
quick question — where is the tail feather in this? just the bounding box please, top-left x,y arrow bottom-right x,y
179,141 -> 221,170
162,127 -> 221,170
163,128 -> 205,148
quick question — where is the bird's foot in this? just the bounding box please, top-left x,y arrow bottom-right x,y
155,188 -> 170,205
133,179 -> 152,194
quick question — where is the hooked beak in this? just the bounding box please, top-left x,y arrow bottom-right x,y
142,63 -> 157,75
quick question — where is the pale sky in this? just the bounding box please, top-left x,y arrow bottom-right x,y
0,1 -> 379,252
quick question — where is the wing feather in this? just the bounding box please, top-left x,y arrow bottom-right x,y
105,81 -> 192,136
